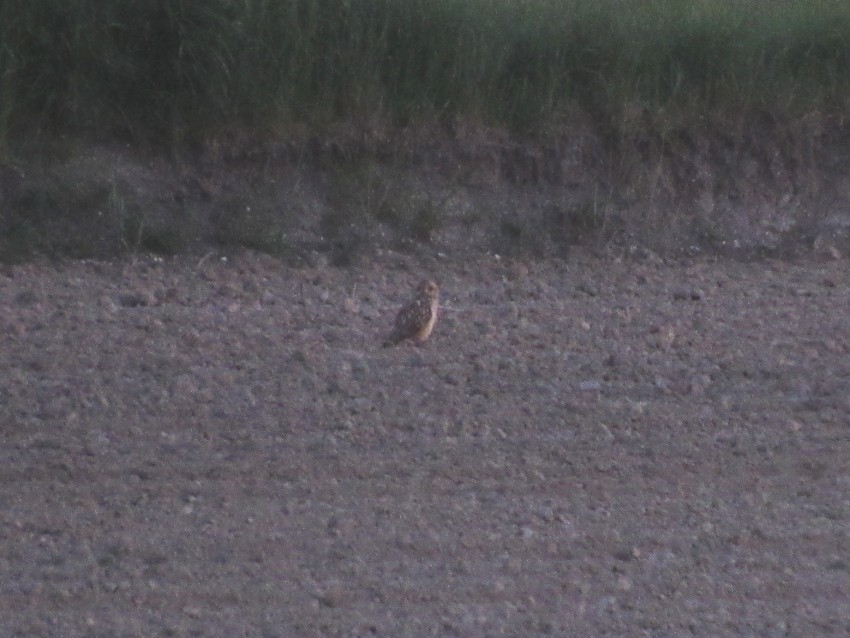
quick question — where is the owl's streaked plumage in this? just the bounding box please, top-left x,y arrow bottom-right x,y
383,279 -> 440,347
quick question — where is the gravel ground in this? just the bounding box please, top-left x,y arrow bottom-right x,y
1,251 -> 849,637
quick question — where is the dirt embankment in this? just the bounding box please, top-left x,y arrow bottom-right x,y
3,113 -> 850,264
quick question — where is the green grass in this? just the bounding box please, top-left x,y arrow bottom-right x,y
2,0 -> 850,150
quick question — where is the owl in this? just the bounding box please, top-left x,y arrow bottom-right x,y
383,279 -> 440,346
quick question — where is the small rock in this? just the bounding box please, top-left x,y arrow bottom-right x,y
672,287 -> 702,301
336,360 -> 352,377
813,230 -> 846,259
349,357 -> 369,375
537,506 -> 556,522
654,376 -> 671,392
602,325 -> 620,339
613,547 -> 636,562
407,352 -> 426,367
14,290 -> 39,306
241,279 -> 262,295
6,321 -> 26,337
316,588 -> 346,608
506,261 -> 530,280
576,282 -> 598,297
603,353 -> 620,368
343,297 -> 359,314
654,326 -> 676,351
156,287 -> 180,303
629,246 -> 663,264
115,292 -> 154,308
787,419 -> 804,432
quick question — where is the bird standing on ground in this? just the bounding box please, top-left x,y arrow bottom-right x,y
383,279 -> 440,346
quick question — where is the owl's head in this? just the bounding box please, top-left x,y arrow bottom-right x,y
418,279 -> 439,301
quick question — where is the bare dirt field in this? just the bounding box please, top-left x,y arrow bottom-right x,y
1,250 -> 848,637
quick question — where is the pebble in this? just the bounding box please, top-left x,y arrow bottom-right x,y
672,286 -> 703,301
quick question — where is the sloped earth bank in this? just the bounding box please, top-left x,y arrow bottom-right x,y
1,250 -> 849,636
4,113 -> 850,265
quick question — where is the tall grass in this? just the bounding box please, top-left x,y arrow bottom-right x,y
1,0 -> 850,149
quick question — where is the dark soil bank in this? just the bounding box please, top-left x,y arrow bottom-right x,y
1,251 -> 849,636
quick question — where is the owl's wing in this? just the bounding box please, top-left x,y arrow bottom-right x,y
384,298 -> 430,345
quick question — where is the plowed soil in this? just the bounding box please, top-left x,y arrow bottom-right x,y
2,251 -> 849,637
